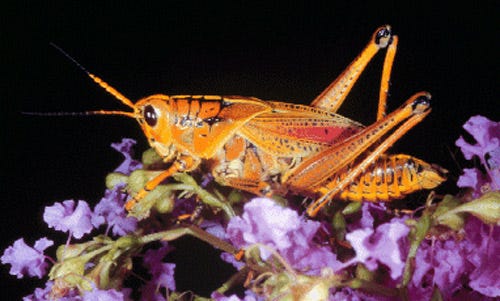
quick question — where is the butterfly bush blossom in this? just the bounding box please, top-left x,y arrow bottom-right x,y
2,116 -> 500,300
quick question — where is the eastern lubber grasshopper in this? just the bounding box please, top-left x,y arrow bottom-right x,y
51,25 -> 447,217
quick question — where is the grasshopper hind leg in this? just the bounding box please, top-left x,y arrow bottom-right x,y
311,25 -> 397,118
300,93 -> 432,217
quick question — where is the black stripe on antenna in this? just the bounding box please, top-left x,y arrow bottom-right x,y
49,42 -> 90,75
22,111 -> 94,116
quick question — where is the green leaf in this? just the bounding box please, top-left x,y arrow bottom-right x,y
432,195 -> 465,231
441,192 -> 500,225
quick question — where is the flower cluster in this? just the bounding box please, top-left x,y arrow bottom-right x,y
2,116 -> 499,300
1,139 -> 156,300
224,197 -> 342,275
40,139 -> 141,242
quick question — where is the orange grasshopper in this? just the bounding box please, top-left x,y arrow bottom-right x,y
53,25 -> 446,217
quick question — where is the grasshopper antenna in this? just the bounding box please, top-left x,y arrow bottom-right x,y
49,42 -> 91,75
49,42 -> 136,111
22,110 -> 136,117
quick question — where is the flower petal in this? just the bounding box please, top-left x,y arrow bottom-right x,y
1,238 -> 53,279
43,200 -> 93,239
111,138 -> 142,175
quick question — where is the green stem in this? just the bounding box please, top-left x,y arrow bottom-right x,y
140,225 -> 238,254
78,244 -> 114,262
401,210 -> 431,287
216,266 -> 250,294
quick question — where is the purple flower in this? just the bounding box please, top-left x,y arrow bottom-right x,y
430,241 -> 468,294
347,202 -> 390,231
91,186 -> 137,236
225,198 -> 341,275
457,168 -> 489,196
412,217 -> 500,298
22,281 -> 82,300
211,291 -> 260,301
464,218 -> 500,297
488,147 -> 500,170
220,252 -> 245,270
111,138 -> 142,175
330,288 -> 364,301
82,287 -> 131,301
43,200 -> 94,239
140,281 -> 167,301
455,116 -> 500,161
22,281 -> 54,301
23,278 -> 132,300
1,238 -> 53,279
141,243 -> 176,300
469,258 -> 500,298
413,239 -> 467,298
456,115 -> 500,193
344,217 -> 409,280
200,220 -> 227,240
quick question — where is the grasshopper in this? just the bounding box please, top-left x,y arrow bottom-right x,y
52,25 -> 446,217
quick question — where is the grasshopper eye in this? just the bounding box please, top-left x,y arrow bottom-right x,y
144,105 -> 158,127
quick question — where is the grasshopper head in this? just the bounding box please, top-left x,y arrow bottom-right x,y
134,95 -> 176,159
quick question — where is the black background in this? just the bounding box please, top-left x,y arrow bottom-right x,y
1,1 -> 497,299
